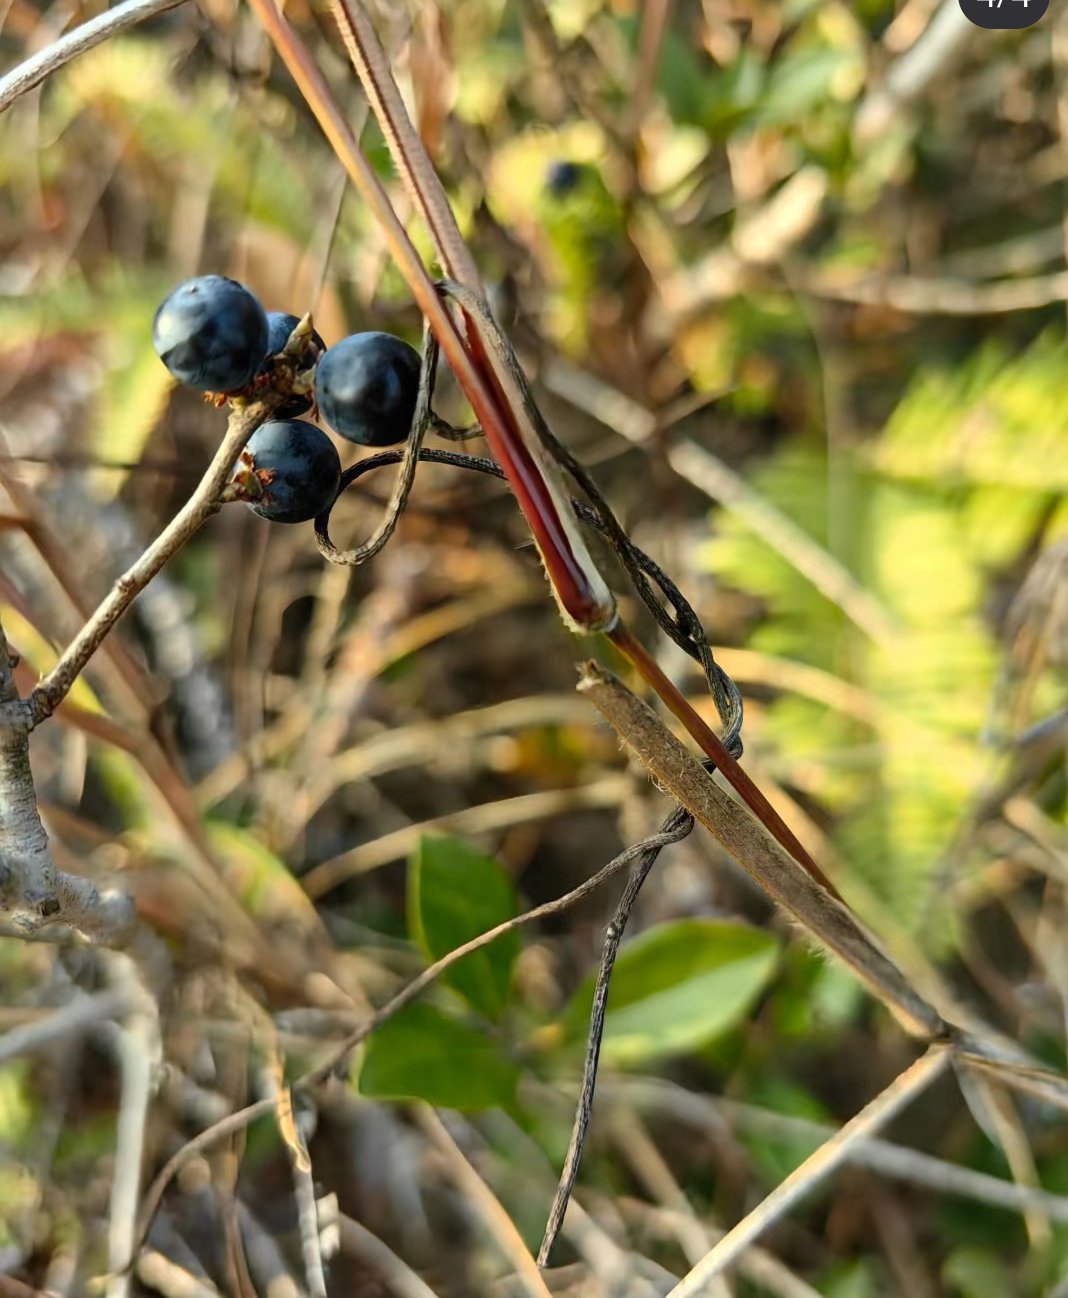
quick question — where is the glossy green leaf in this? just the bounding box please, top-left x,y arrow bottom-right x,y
562,919 -> 779,1066
356,1003 -> 519,1111
408,836 -> 518,1019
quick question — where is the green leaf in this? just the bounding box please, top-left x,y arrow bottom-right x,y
408,836 -> 518,1019
562,919 -> 779,1066
356,1003 -> 519,1111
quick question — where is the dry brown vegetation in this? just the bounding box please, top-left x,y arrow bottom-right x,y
1,2 -> 1068,1296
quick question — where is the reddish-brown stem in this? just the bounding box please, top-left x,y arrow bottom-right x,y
245,0 -> 610,631
607,622 -> 843,902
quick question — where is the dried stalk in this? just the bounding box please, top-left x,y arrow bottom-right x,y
246,0 -> 615,633
324,0 -> 619,633
664,1047 -> 953,1296
416,1108 -> 553,1298
577,661 -> 945,1038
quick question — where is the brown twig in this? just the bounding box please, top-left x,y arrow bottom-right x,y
577,661 -> 946,1038
337,1214 -> 443,1298
664,1047 -> 953,1296
417,1108 -> 554,1298
29,396 -> 277,728
537,801 -> 694,1265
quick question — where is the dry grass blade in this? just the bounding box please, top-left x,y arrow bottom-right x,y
106,970 -> 158,1298
664,1047 -> 952,1297
301,777 -> 629,894
417,1107 -> 553,1298
614,1077 -> 1068,1227
247,0 -> 615,634
325,0 -> 478,286
577,661 -> 945,1038
337,1215 -> 443,1298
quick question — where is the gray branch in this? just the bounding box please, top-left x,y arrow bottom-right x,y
0,615 -> 136,942
0,0 -> 190,115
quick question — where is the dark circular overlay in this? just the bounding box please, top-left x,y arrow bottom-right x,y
958,0 -> 1049,29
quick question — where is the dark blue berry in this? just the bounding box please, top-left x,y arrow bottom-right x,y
545,160 -> 582,197
315,332 -> 421,447
242,420 -> 340,524
152,276 -> 269,393
259,312 -> 326,417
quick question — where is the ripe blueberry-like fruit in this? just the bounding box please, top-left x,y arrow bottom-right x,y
259,312 -> 326,417
153,275 -> 269,393
242,419 -> 341,524
315,332 -> 421,446
545,160 -> 582,197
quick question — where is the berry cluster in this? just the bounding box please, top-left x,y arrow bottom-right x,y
152,275 -> 423,524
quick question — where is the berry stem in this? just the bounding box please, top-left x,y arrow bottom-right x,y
245,0 -> 616,634
28,397 -> 277,727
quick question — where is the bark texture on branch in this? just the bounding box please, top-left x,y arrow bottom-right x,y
0,616 -> 136,941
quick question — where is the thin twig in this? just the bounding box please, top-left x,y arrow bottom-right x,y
301,777 -> 629,896
135,1250 -> 222,1298
106,960 -> 161,1298
235,1202 -> 304,1298
576,661 -> 946,1039
0,0 -> 189,114
616,1199 -> 820,1298
799,267 -> 1068,315
337,1215 -> 443,1298
314,324 -> 440,567
538,803 -> 694,1265
0,987 -> 132,1063
29,395 -> 278,727
131,816 -> 693,1261
312,815 -> 697,1075
664,1047 -> 953,1297
966,1074 -> 1051,1249
854,0 -> 974,143
417,1108 -> 553,1298
264,1060 -> 327,1298
613,1076 -> 1068,1228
